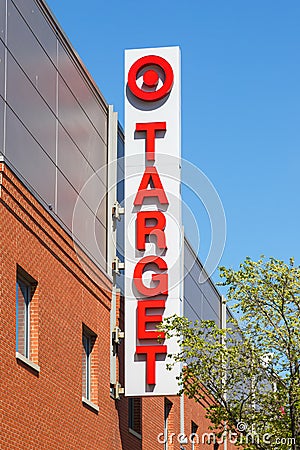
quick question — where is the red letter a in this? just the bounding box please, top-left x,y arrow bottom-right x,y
134,167 -> 169,206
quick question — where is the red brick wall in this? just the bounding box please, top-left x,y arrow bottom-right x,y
0,163 -> 123,449
0,163 -> 236,450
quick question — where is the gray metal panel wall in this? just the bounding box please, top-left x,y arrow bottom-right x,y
184,240 -> 221,326
0,98 -> 4,154
1,0 -> 109,272
0,39 -> 5,98
0,7 -> 5,154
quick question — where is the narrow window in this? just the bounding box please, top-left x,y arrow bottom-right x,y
82,325 -> 97,406
164,398 -> 172,450
16,267 -> 37,360
82,332 -> 91,400
191,421 -> 198,450
128,397 -> 142,437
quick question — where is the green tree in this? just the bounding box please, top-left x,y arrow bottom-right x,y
162,257 -> 300,450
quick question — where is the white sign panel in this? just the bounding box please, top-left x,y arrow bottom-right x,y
125,47 -> 182,396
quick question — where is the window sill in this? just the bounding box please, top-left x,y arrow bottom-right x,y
16,352 -> 40,373
129,428 -> 142,440
82,397 -> 99,413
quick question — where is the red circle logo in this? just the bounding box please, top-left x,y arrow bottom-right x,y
128,55 -> 174,102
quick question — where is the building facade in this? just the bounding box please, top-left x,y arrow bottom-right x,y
0,1 -> 233,449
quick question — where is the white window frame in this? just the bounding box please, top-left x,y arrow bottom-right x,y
82,332 -> 91,401
164,399 -> 172,450
191,421 -> 198,450
16,275 -> 32,359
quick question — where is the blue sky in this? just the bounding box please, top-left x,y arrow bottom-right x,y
46,0 -> 300,284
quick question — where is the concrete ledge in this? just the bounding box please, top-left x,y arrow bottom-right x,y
129,428 -> 142,440
82,397 -> 99,413
16,352 -> 40,373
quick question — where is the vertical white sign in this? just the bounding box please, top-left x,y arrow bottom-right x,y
125,47 -> 182,396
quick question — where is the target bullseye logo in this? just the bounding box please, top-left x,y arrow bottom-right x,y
128,55 -> 174,102
143,69 -> 159,87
